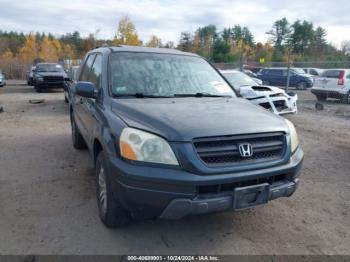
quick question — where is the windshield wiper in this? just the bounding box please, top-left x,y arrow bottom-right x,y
113,93 -> 172,98
174,92 -> 231,98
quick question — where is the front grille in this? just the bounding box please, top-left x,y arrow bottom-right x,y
43,76 -> 63,82
260,100 -> 288,111
193,132 -> 286,167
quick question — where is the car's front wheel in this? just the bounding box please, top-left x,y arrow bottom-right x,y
64,91 -> 69,103
70,113 -> 87,149
341,91 -> 350,104
95,152 -> 131,228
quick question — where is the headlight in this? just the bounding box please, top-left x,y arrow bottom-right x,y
285,119 -> 299,153
119,127 -> 179,165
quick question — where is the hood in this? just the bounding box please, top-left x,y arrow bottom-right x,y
239,85 -> 284,98
111,97 -> 288,142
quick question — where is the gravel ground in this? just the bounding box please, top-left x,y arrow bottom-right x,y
0,80 -> 349,255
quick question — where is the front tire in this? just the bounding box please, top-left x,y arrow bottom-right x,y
64,92 -> 69,103
341,91 -> 350,104
71,113 -> 87,149
95,152 -> 131,228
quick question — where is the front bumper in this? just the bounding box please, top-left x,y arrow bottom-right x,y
35,80 -> 65,89
107,147 -> 304,220
249,94 -> 298,115
160,179 -> 298,219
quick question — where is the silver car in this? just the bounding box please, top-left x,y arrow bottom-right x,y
0,72 -> 6,87
311,69 -> 350,103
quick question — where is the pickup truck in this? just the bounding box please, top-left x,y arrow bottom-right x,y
70,46 -> 304,228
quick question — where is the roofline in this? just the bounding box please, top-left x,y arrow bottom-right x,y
92,45 -> 200,57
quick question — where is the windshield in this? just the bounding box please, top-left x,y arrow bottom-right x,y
109,52 -> 235,97
36,64 -> 63,72
292,68 -> 306,74
222,71 -> 258,88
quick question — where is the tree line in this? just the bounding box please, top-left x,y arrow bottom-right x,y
1,15 -> 350,77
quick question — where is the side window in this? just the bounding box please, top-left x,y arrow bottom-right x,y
321,70 -> 340,78
310,69 -> 318,76
89,54 -> 102,89
270,69 -> 282,76
80,54 -> 96,81
346,75 -> 350,79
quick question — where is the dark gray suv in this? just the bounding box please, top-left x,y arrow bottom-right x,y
70,46 -> 304,228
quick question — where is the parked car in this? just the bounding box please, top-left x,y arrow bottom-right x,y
257,67 -> 314,89
221,69 -> 298,115
32,63 -> 68,92
311,69 -> 350,103
302,67 -> 323,76
64,66 -> 80,103
26,66 -> 36,85
70,46 -> 303,228
243,69 -> 257,78
0,72 -> 6,87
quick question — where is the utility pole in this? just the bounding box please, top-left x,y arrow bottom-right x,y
286,47 -> 291,92
239,40 -> 244,72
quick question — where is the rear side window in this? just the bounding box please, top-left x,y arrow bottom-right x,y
321,70 -> 341,78
269,69 -> 282,76
80,54 -> 96,81
89,54 -> 102,90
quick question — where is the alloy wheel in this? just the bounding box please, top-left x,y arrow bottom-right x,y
98,166 -> 107,216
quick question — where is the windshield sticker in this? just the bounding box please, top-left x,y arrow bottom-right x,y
210,81 -> 232,93
113,86 -> 127,93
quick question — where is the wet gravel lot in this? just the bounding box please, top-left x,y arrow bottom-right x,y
0,81 -> 349,255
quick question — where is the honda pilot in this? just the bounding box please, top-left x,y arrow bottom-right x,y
70,46 -> 304,228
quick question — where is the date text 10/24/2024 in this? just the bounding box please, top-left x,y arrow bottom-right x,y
126,255 -> 220,261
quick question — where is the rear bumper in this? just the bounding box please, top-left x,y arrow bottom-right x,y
311,88 -> 347,98
107,147 -> 304,220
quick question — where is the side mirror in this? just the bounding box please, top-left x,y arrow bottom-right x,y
75,82 -> 98,99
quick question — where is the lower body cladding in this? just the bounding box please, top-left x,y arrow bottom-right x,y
108,148 -> 303,221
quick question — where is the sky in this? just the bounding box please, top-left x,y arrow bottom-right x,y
1,0 -> 350,47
